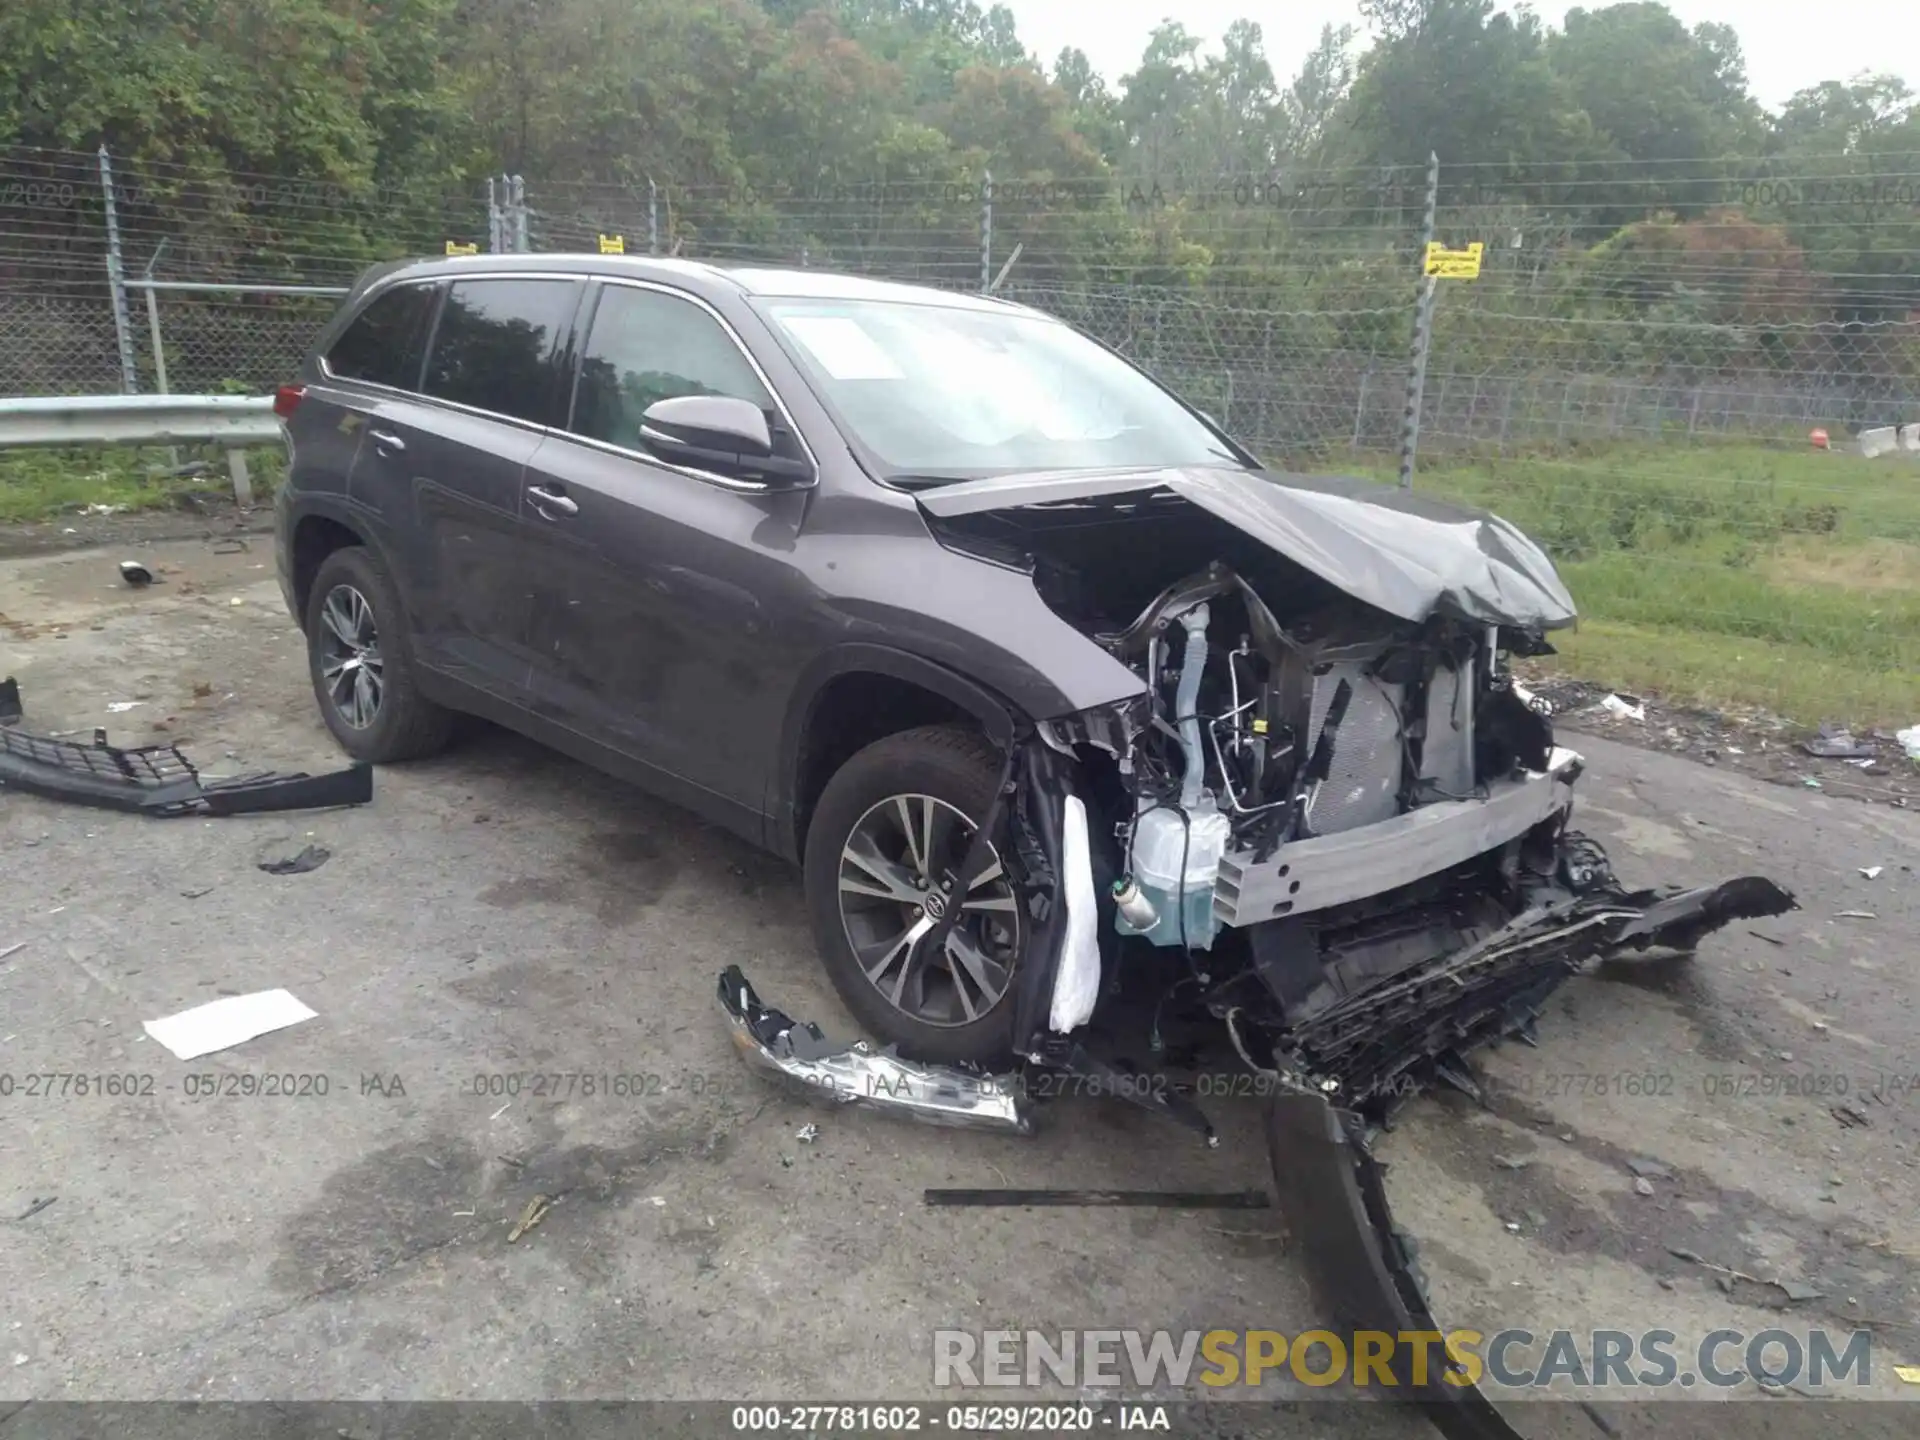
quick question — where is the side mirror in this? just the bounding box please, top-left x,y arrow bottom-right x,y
639,395 -> 811,485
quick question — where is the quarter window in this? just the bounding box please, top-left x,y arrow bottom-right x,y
570,285 -> 776,450
324,282 -> 438,390
420,278 -> 580,425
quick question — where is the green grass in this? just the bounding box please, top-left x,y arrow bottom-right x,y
0,445 -> 286,523
4,435 -> 1914,728
1375,442 -> 1920,727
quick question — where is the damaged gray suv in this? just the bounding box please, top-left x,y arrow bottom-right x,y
277,254 -> 1792,1428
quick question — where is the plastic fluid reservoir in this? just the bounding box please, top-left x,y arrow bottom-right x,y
1116,796 -> 1230,949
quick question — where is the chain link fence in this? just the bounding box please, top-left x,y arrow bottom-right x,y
9,146 -> 1919,449
4,143 -> 1919,719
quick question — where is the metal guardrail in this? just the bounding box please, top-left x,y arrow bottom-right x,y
0,393 -> 282,504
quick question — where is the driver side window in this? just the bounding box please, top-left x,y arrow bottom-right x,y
569,285 -> 776,452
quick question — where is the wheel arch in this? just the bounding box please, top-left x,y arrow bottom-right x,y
286,499 -> 408,634
773,644 -> 1025,863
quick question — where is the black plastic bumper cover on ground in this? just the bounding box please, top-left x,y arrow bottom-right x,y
1264,872 -> 1797,1440
0,720 -> 371,816
1267,1092 -> 1529,1440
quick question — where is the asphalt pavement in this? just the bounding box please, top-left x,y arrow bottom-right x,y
1,536 -> 1915,1435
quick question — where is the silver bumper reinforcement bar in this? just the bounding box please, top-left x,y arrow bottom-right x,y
1214,747 -> 1584,925
716,966 -> 1034,1136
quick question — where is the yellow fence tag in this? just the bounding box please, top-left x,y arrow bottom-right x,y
1424,242 -> 1484,279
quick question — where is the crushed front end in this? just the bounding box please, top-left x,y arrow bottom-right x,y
1009,564 -> 1793,1117
720,467 -> 1797,1439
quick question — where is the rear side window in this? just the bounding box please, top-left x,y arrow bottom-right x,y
324,282 -> 438,390
570,284 -> 775,449
421,278 -> 580,425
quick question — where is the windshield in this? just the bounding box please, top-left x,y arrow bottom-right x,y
756,296 -> 1247,483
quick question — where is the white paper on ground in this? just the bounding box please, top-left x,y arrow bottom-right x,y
142,989 -> 317,1060
1048,793 -> 1102,1034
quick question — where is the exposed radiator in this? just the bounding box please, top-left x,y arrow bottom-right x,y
1418,657 -> 1476,797
1302,662 -> 1405,836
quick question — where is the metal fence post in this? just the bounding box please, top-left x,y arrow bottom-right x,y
1352,368 -> 1372,452
980,169 -> 992,293
648,177 -> 659,255
487,177 -> 502,252
1397,151 -> 1440,490
97,145 -> 139,395
140,238 -> 179,467
511,176 -> 529,251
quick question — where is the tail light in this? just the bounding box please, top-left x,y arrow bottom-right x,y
273,383 -> 306,419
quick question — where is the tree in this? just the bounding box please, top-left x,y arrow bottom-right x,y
1202,20 -> 1287,176
1767,77 -> 1920,327
1053,47 -> 1123,162
940,64 -> 1104,181
1282,24 -> 1357,167
1333,0 -> 1602,181
1773,75 -> 1919,153
1116,22 -> 1206,181
1549,5 -> 1764,167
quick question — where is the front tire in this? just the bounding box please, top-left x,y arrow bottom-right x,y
304,546 -> 454,763
803,725 -> 1025,1067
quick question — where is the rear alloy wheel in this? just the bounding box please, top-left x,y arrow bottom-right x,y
317,583 -> 383,730
303,546 -> 454,763
804,726 -> 1025,1066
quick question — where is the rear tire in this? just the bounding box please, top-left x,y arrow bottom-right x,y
804,725 -> 1024,1067
304,546 -> 454,763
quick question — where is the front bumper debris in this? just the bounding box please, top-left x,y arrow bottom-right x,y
717,966 -> 1033,1135
1273,869 -> 1798,1108
0,697 -> 372,817
1267,1093 -> 1528,1440
1265,867 -> 1797,1440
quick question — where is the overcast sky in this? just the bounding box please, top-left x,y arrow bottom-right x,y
999,2 -> 1917,110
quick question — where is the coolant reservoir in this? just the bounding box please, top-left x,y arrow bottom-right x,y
1116,796 -> 1231,950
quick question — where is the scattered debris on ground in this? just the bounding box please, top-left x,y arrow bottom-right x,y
1802,725 -> 1875,760
1520,672 -> 1920,808
258,844 -> 330,876
507,1195 -> 553,1243
142,989 -> 318,1061
922,1189 -> 1274,1208
0,681 -> 373,816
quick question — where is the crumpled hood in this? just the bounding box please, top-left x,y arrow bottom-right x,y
914,465 -> 1578,631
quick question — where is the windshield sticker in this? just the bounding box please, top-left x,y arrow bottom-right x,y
782,316 -> 904,381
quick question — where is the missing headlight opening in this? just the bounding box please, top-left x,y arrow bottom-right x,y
718,471 -> 1799,1440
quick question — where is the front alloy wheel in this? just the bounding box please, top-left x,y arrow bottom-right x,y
804,725 -> 1028,1065
836,792 -> 1023,1028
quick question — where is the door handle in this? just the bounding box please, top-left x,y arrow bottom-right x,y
527,484 -> 578,518
369,429 -> 406,454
